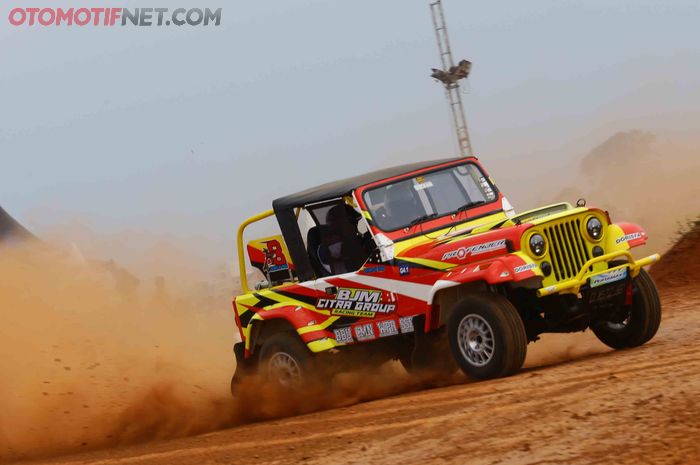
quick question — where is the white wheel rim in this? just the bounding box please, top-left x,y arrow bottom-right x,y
267,352 -> 301,386
457,314 -> 495,367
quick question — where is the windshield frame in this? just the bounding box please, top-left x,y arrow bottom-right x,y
359,160 -> 501,233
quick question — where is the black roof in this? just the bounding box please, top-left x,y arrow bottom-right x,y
272,157 -> 461,211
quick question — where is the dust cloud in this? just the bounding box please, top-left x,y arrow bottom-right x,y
0,242 -> 237,462
229,364 -> 446,425
524,333 -> 608,369
515,130 -> 700,367
546,130 -> 700,254
0,241 -> 437,463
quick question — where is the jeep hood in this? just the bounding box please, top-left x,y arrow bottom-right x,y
392,203 -> 584,267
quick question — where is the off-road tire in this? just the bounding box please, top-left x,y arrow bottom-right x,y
592,268 -> 661,349
447,293 -> 527,379
259,332 -> 315,388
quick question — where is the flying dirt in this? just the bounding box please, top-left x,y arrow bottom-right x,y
0,241 -> 237,462
9,261 -> 700,465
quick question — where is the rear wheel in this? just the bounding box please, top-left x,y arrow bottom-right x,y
447,293 -> 527,379
259,332 -> 315,388
592,268 -> 661,349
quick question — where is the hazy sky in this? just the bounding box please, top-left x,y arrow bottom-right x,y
1,0 -> 699,266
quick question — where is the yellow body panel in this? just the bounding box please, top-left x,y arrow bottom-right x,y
511,209 -> 656,294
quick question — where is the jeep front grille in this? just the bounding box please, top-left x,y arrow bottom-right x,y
543,219 -> 591,281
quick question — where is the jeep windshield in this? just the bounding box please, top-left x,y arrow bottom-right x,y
362,162 -> 498,232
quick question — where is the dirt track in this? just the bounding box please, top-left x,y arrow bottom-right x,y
16,285 -> 699,465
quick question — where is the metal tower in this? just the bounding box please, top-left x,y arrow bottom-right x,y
429,0 -> 473,158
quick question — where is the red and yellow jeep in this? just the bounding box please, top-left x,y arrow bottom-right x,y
232,157 -> 661,388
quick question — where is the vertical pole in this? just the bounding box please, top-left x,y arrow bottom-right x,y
429,0 -> 473,158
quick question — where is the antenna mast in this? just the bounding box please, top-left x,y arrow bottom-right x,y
429,0 -> 473,158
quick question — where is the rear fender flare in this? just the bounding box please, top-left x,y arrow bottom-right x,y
244,306 -> 320,356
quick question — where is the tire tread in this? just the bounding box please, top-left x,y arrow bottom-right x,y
447,293 -> 527,379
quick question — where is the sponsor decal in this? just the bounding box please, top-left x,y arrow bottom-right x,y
264,239 -> 289,272
333,326 -> 353,344
514,263 -> 537,274
615,232 -> 642,244
339,319 -> 410,345
399,264 -> 410,276
377,320 -> 399,337
590,268 -> 628,288
399,316 -> 415,334
441,239 -> 507,261
355,323 -> 376,341
479,176 -> 496,200
317,287 -> 396,318
363,265 -> 385,274
414,181 -> 434,191
444,249 -> 465,260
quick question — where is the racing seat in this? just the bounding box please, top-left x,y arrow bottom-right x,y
307,225 -> 331,278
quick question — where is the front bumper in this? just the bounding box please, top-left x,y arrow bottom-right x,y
536,250 -> 660,297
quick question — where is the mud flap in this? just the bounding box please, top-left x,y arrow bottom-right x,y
410,320 -> 457,375
231,342 -> 255,395
233,341 -> 246,364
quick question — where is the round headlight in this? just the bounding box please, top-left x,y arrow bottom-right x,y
586,217 -> 603,240
529,233 -> 546,257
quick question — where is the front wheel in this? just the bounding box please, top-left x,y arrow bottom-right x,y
592,268 -> 661,349
447,293 -> 527,380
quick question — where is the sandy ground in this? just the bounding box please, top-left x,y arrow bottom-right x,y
12,285 -> 698,465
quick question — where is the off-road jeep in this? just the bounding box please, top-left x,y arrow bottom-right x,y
231,157 -> 661,389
